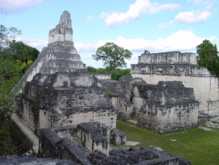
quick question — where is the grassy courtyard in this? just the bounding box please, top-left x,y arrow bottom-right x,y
117,120 -> 219,165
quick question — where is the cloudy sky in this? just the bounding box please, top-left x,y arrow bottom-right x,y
0,0 -> 218,68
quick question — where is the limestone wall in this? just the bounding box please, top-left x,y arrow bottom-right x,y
38,128 -> 91,165
131,51 -> 219,115
101,76 -> 198,134
76,122 -> 110,155
48,11 -> 73,44
38,126 -> 190,165
95,74 -> 111,80
139,51 -> 197,65
16,70 -> 117,131
133,81 -> 198,134
132,74 -> 219,114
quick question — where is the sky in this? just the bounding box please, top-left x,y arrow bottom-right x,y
0,0 -> 218,68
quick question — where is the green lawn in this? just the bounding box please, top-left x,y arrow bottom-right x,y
117,120 -> 219,165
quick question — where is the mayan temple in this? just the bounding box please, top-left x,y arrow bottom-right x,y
14,11 -> 84,94
15,11 -> 117,131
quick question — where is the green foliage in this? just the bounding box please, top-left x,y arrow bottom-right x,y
111,69 -> 130,80
87,66 -> 131,80
107,91 -> 113,98
117,120 -> 219,165
0,24 -> 38,156
143,50 -> 150,54
9,40 -> 39,62
92,42 -> 132,72
197,39 -> 219,76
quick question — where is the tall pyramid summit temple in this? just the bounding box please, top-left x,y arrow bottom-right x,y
15,11 -> 84,93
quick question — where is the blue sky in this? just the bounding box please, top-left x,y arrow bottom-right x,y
0,0 -> 218,68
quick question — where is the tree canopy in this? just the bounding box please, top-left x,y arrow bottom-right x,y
0,24 -> 39,155
0,25 -> 21,48
92,42 -> 132,72
196,39 -> 219,76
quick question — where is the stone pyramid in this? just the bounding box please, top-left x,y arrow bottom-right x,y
14,11 -> 84,94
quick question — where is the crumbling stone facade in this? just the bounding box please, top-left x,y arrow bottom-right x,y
38,124 -> 190,165
110,128 -> 126,146
101,76 -> 199,134
16,69 -> 116,131
0,157 -> 75,165
38,122 -> 125,159
136,81 -> 198,134
131,51 -> 219,115
88,148 -> 191,165
76,122 -> 110,155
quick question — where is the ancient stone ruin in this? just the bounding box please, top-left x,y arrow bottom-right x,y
131,51 -> 219,116
15,11 -> 116,130
10,11 -> 195,164
13,11 -> 84,94
101,76 -> 199,134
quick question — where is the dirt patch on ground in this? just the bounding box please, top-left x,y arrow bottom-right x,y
126,141 -> 139,146
199,126 -> 213,131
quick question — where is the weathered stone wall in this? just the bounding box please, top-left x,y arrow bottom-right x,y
0,157 -> 75,165
95,74 -> 111,80
101,76 -> 198,134
16,70 -> 117,131
88,148 -> 191,165
38,128 -> 91,165
76,122 -> 110,155
135,82 -> 198,134
38,126 -> 190,165
38,123 -> 126,162
101,76 -> 145,120
131,51 -> 219,115
49,11 -> 73,44
138,51 -> 197,65
110,128 -> 126,145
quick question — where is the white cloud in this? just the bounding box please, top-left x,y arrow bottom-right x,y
86,16 -> 96,22
175,10 -> 212,24
189,0 -> 217,9
16,37 -> 47,51
159,10 -> 212,27
15,31 -> 218,60
77,30 -> 217,53
100,0 -> 180,26
0,0 -> 44,13
159,0 -> 217,26
75,42 -> 97,52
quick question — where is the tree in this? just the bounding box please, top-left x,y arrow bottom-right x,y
196,39 -> 219,76
8,40 -> 39,62
0,25 -> 21,48
92,42 -> 132,72
143,50 -> 150,54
